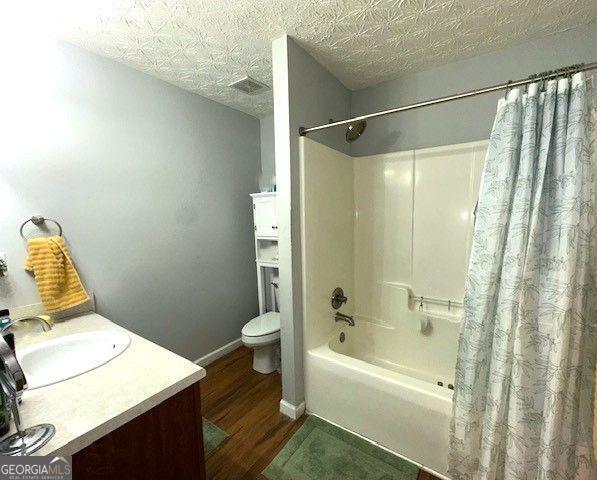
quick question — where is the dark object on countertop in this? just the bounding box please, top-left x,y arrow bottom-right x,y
0,310 -> 9,326
0,324 -> 11,437
1,333 -> 14,352
0,387 -> 8,437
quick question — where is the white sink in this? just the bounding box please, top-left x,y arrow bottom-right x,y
17,331 -> 131,390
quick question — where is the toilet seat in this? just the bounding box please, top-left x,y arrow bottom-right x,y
242,312 -> 280,347
242,312 -> 280,336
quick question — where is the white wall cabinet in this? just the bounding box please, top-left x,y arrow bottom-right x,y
250,192 -> 278,314
252,193 -> 278,238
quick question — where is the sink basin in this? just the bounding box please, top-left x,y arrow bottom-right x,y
17,330 -> 131,390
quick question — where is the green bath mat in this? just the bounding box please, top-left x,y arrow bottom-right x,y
202,417 -> 228,455
263,416 -> 419,480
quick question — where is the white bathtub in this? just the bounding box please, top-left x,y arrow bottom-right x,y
305,302 -> 459,479
300,139 -> 467,479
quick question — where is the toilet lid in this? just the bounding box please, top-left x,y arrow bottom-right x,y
242,312 -> 280,337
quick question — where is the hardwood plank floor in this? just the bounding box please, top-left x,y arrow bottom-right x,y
201,347 -> 306,480
201,346 -> 440,480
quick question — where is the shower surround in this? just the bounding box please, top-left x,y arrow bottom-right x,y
300,137 -> 487,477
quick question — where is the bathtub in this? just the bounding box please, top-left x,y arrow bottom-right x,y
300,139 -> 466,477
304,301 -> 459,479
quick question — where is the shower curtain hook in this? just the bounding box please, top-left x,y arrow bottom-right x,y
564,65 -> 573,81
528,72 -> 542,93
504,80 -> 513,100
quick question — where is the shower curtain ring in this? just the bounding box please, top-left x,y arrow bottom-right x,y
566,64 -> 581,79
504,80 -> 513,99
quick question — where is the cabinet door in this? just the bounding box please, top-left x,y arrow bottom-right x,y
72,383 -> 205,480
254,198 -> 277,237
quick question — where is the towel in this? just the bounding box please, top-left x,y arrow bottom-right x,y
24,236 -> 89,313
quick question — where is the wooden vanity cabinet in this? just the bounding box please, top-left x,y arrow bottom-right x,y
72,382 -> 205,480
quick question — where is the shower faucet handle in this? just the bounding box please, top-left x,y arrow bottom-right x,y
331,287 -> 348,310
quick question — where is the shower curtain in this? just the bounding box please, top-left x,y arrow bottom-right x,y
448,72 -> 596,480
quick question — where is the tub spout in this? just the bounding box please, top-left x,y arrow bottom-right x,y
335,312 -> 355,326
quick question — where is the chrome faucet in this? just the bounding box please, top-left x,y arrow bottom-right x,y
1,316 -> 53,334
0,334 -> 27,396
0,320 -> 56,454
0,316 -> 52,401
334,312 -> 355,326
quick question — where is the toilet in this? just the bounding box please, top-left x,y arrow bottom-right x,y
241,311 -> 280,374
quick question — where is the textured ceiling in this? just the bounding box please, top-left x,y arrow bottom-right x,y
43,0 -> 596,117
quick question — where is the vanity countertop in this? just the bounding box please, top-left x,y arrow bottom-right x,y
7,312 -> 206,456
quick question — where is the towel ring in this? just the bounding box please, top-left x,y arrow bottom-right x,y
19,216 -> 63,240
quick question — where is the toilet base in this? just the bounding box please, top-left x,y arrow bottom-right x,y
253,344 -> 278,374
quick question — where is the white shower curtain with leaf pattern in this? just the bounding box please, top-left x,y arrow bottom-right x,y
448,72 -> 596,480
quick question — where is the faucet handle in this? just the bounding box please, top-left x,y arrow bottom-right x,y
331,287 -> 348,309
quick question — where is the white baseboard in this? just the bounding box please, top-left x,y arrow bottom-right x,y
280,399 -> 306,420
194,337 -> 242,367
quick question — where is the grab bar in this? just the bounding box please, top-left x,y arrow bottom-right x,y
409,294 -> 463,311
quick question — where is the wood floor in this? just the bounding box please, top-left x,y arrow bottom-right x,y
200,346 -> 439,480
201,347 -> 307,479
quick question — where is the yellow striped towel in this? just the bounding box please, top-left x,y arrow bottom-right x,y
24,236 -> 89,314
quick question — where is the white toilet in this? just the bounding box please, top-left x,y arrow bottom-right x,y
241,311 -> 280,374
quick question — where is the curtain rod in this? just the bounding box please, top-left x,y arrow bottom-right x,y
299,61 -> 597,136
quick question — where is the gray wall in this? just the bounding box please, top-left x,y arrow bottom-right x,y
272,35 -> 350,409
259,113 -> 276,190
351,23 -> 597,156
0,36 -> 261,361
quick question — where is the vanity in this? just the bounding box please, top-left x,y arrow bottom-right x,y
4,311 -> 207,479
